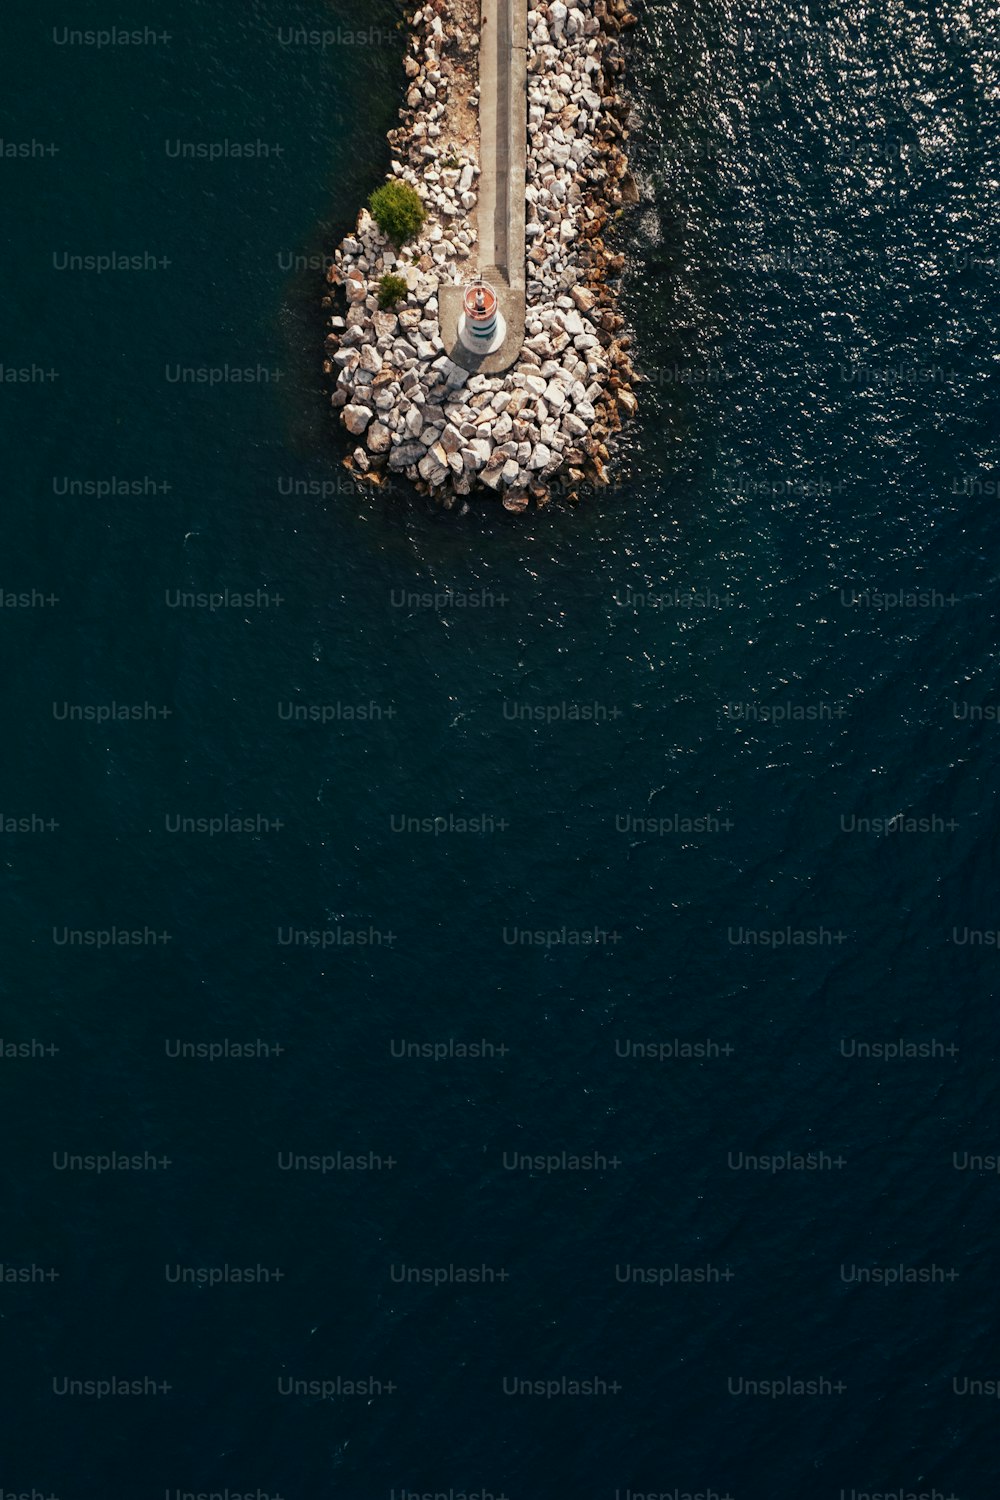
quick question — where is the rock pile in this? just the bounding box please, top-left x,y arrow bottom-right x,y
323,0 -> 640,511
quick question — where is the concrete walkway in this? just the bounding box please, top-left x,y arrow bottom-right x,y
439,0 -> 527,374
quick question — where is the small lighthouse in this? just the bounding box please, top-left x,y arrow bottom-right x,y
458,277 -> 506,356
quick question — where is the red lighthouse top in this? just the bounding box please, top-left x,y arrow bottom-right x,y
464,281 -> 498,320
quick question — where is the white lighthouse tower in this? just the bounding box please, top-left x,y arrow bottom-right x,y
457,277 -> 506,356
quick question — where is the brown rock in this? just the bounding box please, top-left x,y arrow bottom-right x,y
619,171 -> 640,204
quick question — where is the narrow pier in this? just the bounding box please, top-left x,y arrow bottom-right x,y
440,0 -> 527,373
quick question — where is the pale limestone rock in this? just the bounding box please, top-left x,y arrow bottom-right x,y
418,451 -> 448,484
343,404 -> 373,435
465,438 -> 493,470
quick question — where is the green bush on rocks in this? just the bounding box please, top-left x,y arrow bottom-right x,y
368,181 -> 427,245
377,273 -> 409,311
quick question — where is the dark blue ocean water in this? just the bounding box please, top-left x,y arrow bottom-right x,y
2,0 -> 998,1495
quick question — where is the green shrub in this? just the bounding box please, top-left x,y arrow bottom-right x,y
377,273 -> 409,311
368,180 -> 427,245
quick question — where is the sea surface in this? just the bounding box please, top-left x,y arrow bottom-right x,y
2,0 -> 998,1494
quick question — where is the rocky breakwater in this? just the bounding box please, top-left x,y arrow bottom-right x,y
323,0 -> 640,511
